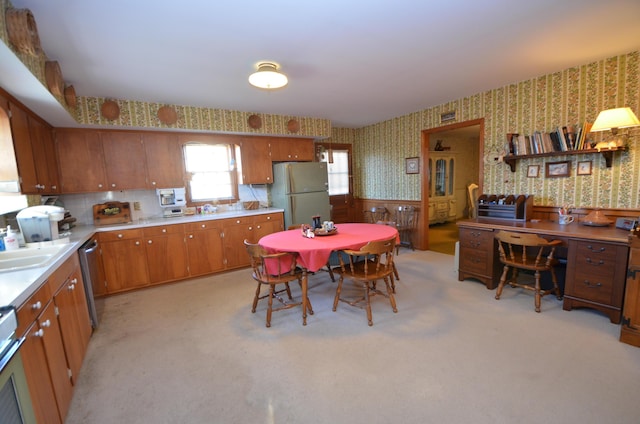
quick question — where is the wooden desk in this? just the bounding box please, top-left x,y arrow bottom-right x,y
457,218 -> 630,323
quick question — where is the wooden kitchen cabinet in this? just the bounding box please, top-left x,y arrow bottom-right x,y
185,221 -> 225,276
100,229 -> 150,293
20,319 -> 64,424
56,129 -> 108,193
143,132 -> 185,188
269,137 -> 315,162
8,102 -> 59,194
222,217 -> 254,269
144,224 -> 189,284
101,131 -> 148,190
564,239 -> 629,323
52,261 -> 92,384
236,137 -> 273,184
251,212 -> 284,241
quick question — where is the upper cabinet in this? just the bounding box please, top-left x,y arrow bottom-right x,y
8,101 -> 60,194
236,137 -> 273,184
56,129 -> 108,193
100,132 -> 148,190
143,133 -> 185,188
269,137 -> 314,162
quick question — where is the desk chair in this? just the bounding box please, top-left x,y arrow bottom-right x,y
288,224 -> 335,282
332,236 -> 398,326
494,231 -> 563,312
467,183 -> 479,218
244,240 -> 313,327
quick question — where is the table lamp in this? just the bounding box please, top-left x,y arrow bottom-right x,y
590,107 -> 640,148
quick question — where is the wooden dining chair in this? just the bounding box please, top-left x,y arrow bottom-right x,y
287,224 -> 335,282
394,205 -> 418,253
244,240 -> 313,327
494,230 -> 563,312
363,206 -> 390,224
332,236 -> 398,326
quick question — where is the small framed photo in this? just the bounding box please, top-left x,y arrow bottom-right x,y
545,160 -> 571,178
406,157 -> 420,174
577,160 -> 592,176
527,165 -> 539,178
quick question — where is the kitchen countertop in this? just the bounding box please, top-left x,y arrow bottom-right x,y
0,208 -> 284,308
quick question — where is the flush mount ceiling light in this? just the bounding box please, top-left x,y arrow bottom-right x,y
248,62 -> 288,89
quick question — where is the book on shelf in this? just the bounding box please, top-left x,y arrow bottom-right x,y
506,121 -> 594,157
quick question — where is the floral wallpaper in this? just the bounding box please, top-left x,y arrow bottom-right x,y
338,51 -> 640,209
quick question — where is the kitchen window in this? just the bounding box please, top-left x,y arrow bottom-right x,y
323,150 -> 349,195
183,143 -> 237,202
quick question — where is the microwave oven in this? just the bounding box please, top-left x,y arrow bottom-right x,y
156,188 -> 186,208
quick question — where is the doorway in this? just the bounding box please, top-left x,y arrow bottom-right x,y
420,119 -> 484,254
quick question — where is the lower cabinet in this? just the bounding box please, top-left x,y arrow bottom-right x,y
184,221 -> 225,277
99,229 -> 150,293
19,254 -> 91,424
144,225 -> 189,284
457,226 -> 500,289
98,212 -> 284,292
621,235 -> 640,346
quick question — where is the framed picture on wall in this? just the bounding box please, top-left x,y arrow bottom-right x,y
545,160 -> 570,178
527,165 -> 539,178
406,157 -> 420,174
577,160 -> 592,175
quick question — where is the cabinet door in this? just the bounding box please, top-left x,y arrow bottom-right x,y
222,218 -> 252,269
270,137 -> 314,161
21,320 -> 63,424
236,138 -> 273,184
144,226 -> 189,284
185,222 -> 225,276
8,102 -> 39,193
53,269 -> 92,385
56,129 -> 107,193
30,117 -> 60,194
252,213 -> 284,242
143,133 -> 185,188
101,132 -> 148,190
100,237 -> 150,293
38,301 -> 74,422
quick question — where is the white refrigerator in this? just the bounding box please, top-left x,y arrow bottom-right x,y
271,162 -> 331,229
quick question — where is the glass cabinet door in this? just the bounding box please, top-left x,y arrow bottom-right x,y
448,157 -> 455,196
435,158 -> 446,197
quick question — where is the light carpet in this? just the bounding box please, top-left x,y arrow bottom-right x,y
65,250 -> 640,424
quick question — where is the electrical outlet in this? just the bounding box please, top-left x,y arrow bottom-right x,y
134,201 -> 141,211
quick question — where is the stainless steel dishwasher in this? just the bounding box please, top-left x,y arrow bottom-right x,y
78,237 -> 102,329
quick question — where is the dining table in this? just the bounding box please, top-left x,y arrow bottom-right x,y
258,223 -> 400,323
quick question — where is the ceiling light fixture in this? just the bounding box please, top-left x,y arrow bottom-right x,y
248,62 -> 288,89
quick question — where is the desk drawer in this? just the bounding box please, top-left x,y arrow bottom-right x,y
570,272 -> 615,304
460,247 -> 490,274
459,228 -> 493,249
575,241 -> 618,262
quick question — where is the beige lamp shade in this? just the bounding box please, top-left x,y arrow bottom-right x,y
591,107 -> 640,133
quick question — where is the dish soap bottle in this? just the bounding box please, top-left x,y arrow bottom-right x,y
4,225 -> 20,251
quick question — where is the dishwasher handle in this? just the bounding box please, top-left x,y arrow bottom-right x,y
82,239 -> 99,254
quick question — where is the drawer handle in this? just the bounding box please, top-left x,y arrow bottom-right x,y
471,231 -> 481,237
586,245 -> 605,252
583,280 -> 603,288
41,319 -> 51,328
34,329 -> 44,338
585,257 -> 605,265
31,301 -> 42,310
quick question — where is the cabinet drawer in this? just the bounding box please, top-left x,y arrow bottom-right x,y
575,241 -> 618,262
460,247 -> 490,274
223,216 -> 253,226
99,229 -> 144,241
570,273 -> 615,304
16,280 -> 52,337
459,228 -> 493,248
143,224 -> 184,237
184,221 -> 222,232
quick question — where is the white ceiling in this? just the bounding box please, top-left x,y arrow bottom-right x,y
5,0 -> 640,129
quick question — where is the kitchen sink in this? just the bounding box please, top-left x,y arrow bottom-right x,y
0,244 -> 72,273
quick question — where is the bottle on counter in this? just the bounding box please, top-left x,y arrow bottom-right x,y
0,228 -> 5,251
4,225 -> 20,251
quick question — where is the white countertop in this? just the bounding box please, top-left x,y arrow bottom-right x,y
0,208 -> 283,308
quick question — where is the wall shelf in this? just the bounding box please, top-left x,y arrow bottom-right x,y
503,146 -> 627,172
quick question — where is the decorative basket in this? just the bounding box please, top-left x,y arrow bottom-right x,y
5,8 -> 43,56
243,201 -> 259,210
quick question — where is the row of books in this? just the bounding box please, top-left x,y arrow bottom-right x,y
507,122 -> 593,156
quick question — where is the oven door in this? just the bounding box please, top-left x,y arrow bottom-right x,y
0,339 -> 36,424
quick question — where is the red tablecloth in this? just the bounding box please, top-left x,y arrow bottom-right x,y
259,223 -> 399,272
